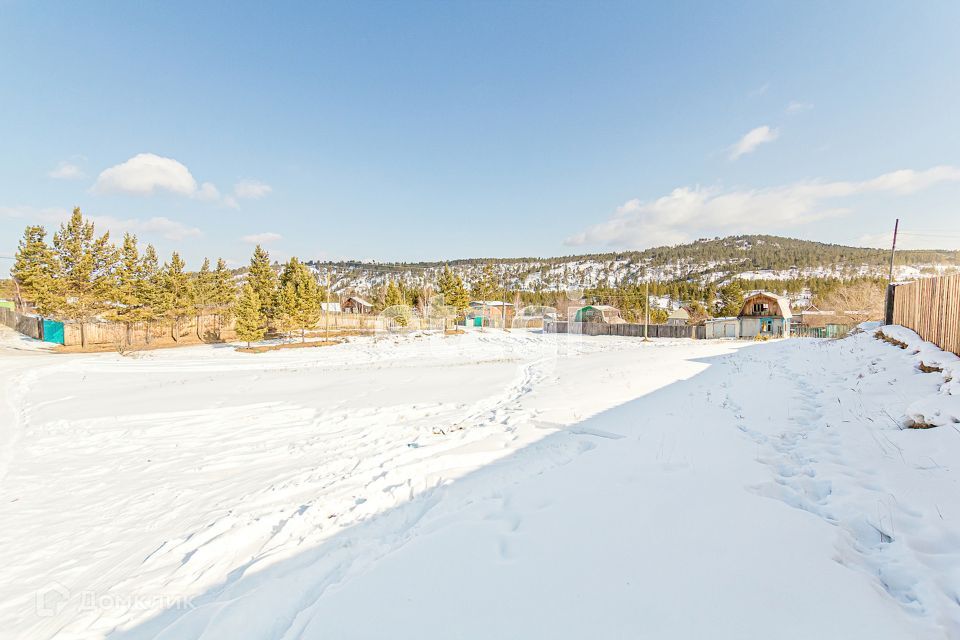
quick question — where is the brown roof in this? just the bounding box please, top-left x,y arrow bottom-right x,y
738,291 -> 793,319
796,311 -> 851,328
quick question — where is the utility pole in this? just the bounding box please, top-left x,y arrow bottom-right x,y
325,267 -> 331,341
884,218 -> 900,326
644,276 -> 650,342
501,268 -> 508,331
422,270 -> 429,330
888,218 -> 899,282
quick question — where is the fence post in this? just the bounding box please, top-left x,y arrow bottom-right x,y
884,284 -> 896,326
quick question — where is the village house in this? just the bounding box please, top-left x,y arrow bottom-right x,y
342,296 -> 373,314
737,291 -> 792,338
573,305 -> 625,324
793,306 -> 853,338
465,301 -> 513,328
666,308 -> 690,326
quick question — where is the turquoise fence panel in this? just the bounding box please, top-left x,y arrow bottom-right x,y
41,319 -> 65,345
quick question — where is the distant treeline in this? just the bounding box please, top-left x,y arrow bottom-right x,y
312,234 -> 960,272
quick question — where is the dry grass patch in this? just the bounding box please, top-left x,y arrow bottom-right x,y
875,330 -> 908,349
236,340 -> 340,354
918,362 -> 944,373
304,328 -> 375,339
55,339 -> 221,354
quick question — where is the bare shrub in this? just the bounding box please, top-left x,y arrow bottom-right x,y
114,339 -> 143,358
821,281 -> 886,324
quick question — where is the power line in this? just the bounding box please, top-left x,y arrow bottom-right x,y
897,232 -> 960,239
895,227 -> 960,234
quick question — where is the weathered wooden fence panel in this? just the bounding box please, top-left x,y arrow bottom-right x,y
58,312 -> 387,347
62,315 -> 240,347
0,307 -> 43,340
891,273 -> 960,356
544,321 -> 704,339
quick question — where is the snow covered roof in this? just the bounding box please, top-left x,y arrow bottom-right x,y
347,296 -> 372,307
668,308 -> 690,320
470,301 -> 513,307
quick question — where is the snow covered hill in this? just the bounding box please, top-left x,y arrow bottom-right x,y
307,234 -> 960,293
1,326 -> 959,638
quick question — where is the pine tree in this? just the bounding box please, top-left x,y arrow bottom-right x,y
212,258 -> 237,314
273,282 -> 298,340
11,225 -> 58,315
471,262 -> 499,304
436,266 -> 470,314
235,283 -> 265,347
161,252 -> 195,341
383,279 -> 409,327
112,233 -> 143,342
189,258 -> 220,340
716,281 -> 745,317
384,280 -> 405,307
137,244 -> 164,329
276,257 -> 321,341
193,258 -> 216,313
247,245 -> 276,323
51,208 -> 117,346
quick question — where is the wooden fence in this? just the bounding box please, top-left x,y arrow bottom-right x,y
0,307 -> 44,340
0,308 -> 418,349
60,314 -> 237,347
890,272 -> 960,355
544,320 -> 705,339
67,312 -> 391,346
316,313 -> 380,330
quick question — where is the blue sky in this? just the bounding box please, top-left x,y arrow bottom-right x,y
1,1 -> 959,270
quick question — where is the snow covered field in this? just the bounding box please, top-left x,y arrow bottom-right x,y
1,326 -> 959,639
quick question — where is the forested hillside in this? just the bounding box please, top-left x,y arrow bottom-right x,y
309,235 -> 960,294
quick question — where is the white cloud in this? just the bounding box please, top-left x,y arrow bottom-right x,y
49,162 -> 85,180
786,101 -> 814,114
1,204 -> 200,242
241,232 -> 282,244
0,205 -> 68,221
234,179 -> 272,199
748,83 -> 770,98
195,182 -> 221,202
729,125 -> 779,160
90,215 -> 203,241
567,165 -> 960,250
93,153 -> 201,196
91,154 -> 271,211
855,231 -> 960,251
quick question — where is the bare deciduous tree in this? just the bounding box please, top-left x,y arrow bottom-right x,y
821,281 -> 886,324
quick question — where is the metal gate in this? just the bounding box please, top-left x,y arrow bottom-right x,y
41,319 -> 65,345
